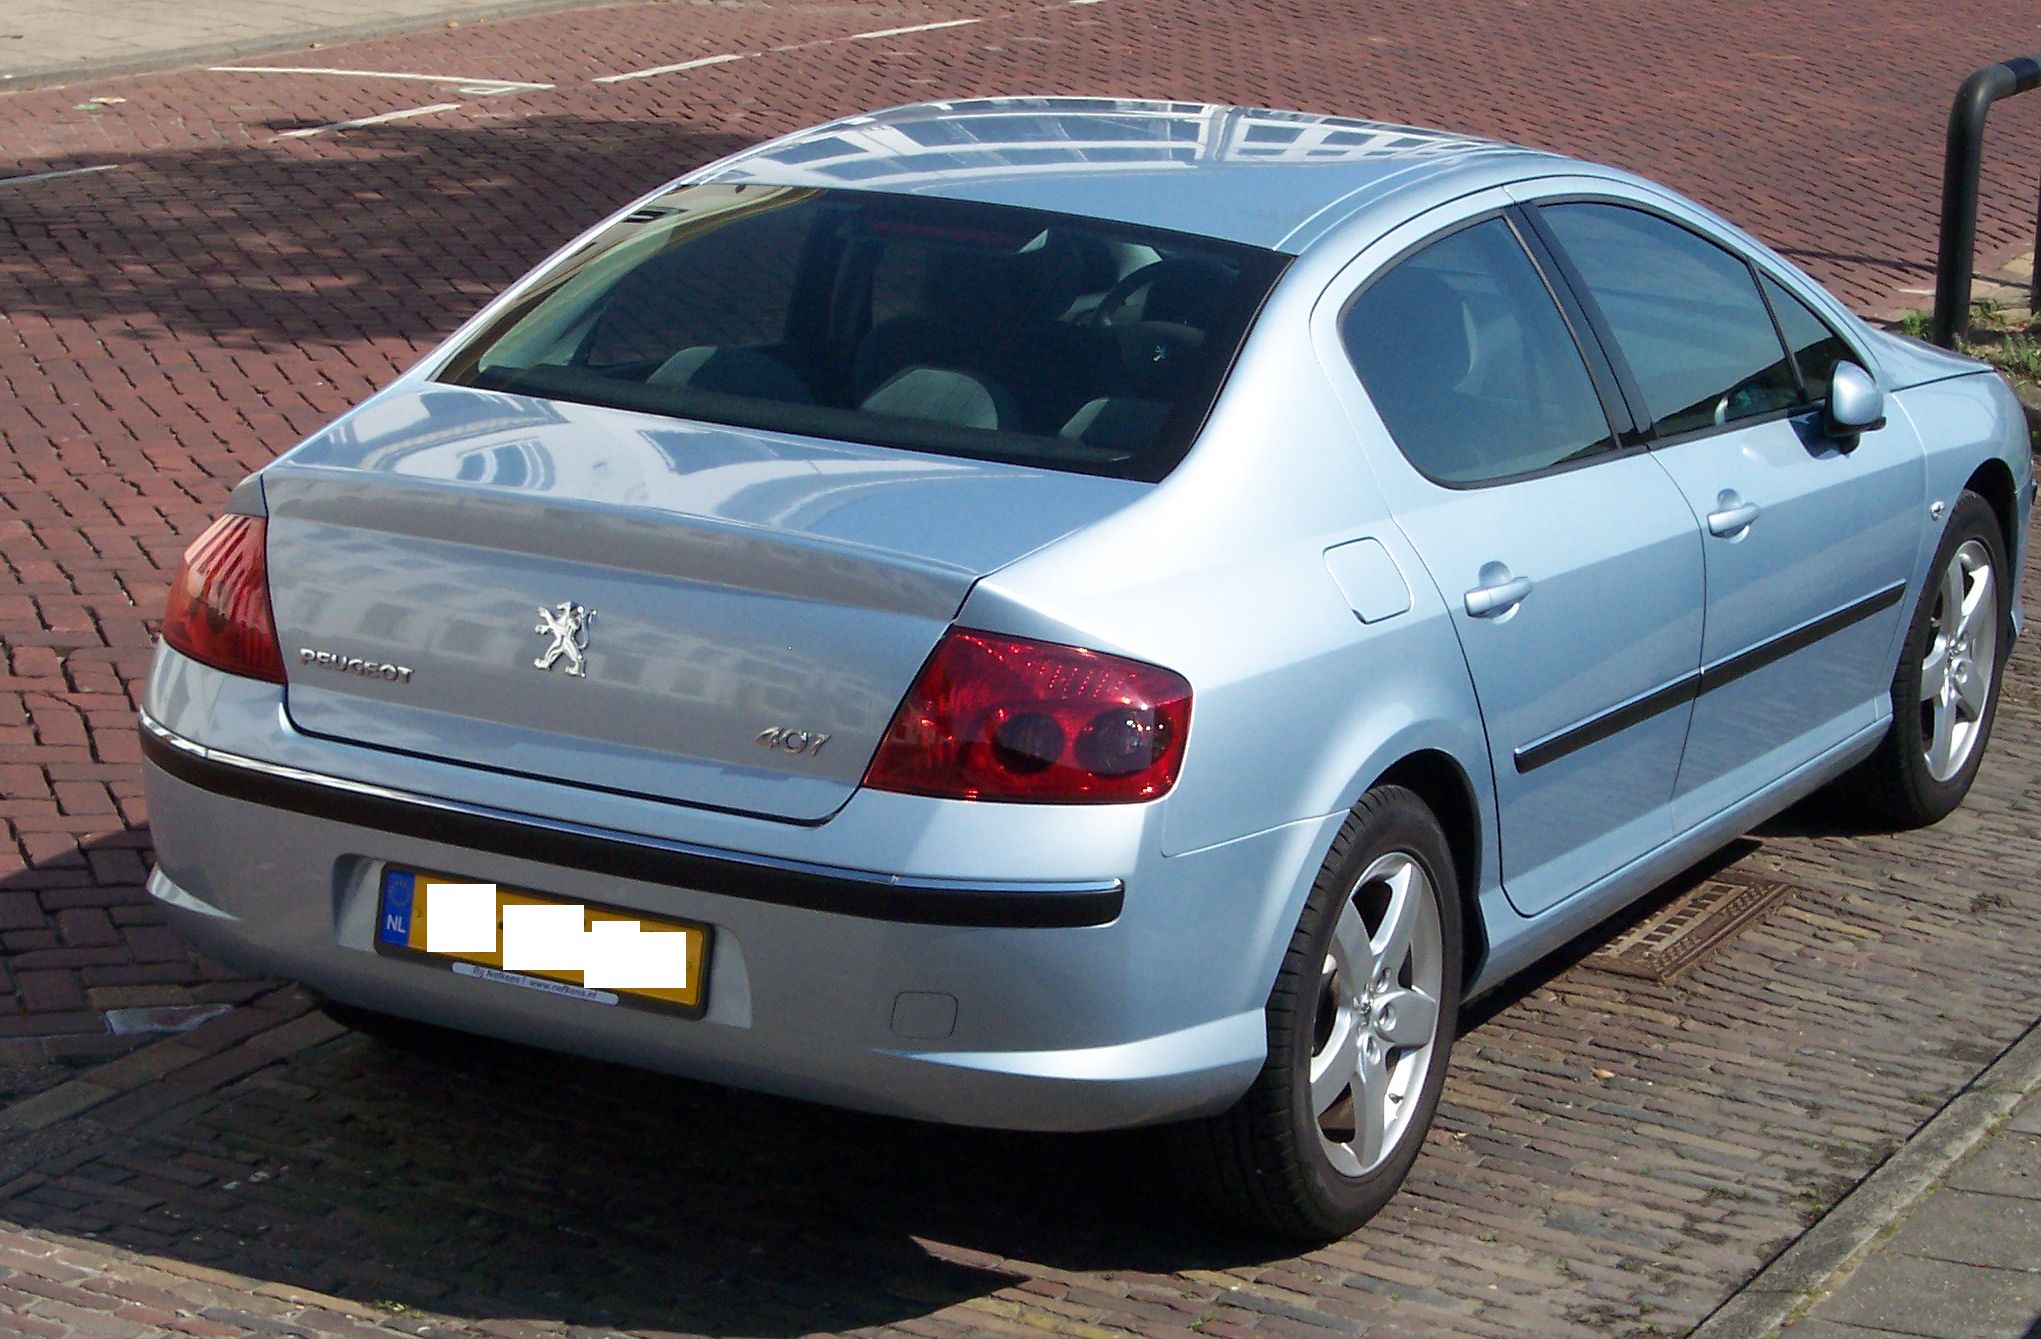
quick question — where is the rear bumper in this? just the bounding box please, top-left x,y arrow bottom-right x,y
140,710 -> 1312,1131
141,717 -> 1123,930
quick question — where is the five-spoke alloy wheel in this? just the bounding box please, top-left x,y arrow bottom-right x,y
1918,536 -> 1998,783
1185,785 -> 1461,1239
1850,488 -> 2010,827
1309,851 -> 1445,1179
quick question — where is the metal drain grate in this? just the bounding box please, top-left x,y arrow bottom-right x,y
1585,869 -> 1798,982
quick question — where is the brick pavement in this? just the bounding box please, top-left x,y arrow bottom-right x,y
1,1 -> 2039,1335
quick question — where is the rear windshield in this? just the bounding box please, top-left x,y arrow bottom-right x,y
435,185 -> 1286,481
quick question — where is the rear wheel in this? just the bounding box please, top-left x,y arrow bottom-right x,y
1849,490 -> 2009,827
1181,785 -> 1461,1239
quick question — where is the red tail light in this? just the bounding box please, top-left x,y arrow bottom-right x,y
161,515 -> 286,683
864,630 -> 1191,803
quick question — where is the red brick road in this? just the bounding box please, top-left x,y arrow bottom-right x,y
2,1 -> 2040,1335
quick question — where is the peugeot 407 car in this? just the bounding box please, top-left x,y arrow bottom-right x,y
141,98 -> 2033,1236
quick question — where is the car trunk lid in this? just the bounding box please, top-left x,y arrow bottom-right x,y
261,386 -> 1147,821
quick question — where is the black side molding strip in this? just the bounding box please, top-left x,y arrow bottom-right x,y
1514,580 -> 1909,774
1697,581 -> 1907,695
1514,676 -> 1699,775
140,723 -> 1124,930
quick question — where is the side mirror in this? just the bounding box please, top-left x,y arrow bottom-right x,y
1825,361 -> 1886,444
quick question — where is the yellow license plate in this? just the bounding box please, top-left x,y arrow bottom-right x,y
374,866 -> 709,1017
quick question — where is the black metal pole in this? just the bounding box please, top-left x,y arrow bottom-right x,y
1931,52 -> 2041,347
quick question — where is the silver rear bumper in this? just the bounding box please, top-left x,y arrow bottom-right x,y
142,718 -> 1286,1131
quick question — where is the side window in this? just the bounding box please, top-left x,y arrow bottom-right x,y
1539,203 -> 1799,438
1761,275 -> 1853,404
1341,216 -> 1616,485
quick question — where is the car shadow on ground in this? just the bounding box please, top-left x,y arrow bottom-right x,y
0,839 -> 1302,1336
1459,833 -> 1796,1035
0,117 -> 757,349
1753,781 -> 1908,839
0,787 -> 1936,1335
197,1026 -> 1272,1333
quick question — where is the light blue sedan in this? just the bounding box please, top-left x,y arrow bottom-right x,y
139,98 -> 2033,1237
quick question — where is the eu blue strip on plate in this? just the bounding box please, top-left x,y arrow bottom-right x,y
378,869 -> 415,946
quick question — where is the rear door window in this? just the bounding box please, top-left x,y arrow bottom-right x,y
1538,203 -> 1799,437
1340,215 -> 1618,485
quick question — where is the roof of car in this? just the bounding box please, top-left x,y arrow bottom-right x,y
688,98 -> 1576,254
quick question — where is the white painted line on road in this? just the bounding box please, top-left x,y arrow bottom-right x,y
848,18 -> 980,39
273,102 -> 465,139
213,66 -> 553,94
0,163 -> 123,187
1896,287 -> 1937,296
590,8 -> 1027,84
591,52 -> 750,84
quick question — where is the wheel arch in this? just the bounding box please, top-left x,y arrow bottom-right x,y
1963,455 -> 2020,564
1366,748 -> 1490,991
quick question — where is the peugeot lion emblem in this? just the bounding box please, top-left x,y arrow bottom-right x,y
533,600 -> 595,677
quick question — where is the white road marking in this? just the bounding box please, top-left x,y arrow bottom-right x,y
0,163 -> 122,187
1896,287 -> 1938,296
214,65 -> 553,95
273,102 -> 464,139
849,18 -> 980,39
591,51 -> 750,84
592,6 -> 1060,85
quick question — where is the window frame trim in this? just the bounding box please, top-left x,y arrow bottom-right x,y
1754,269 -> 1859,407
1330,205 -> 1645,492
1520,194 -> 1873,452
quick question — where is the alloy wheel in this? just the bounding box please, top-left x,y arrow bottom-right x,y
1308,851 -> 1444,1177
1920,538 -> 1997,783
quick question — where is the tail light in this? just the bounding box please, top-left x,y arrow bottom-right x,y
160,515 -> 286,683
864,629 -> 1191,803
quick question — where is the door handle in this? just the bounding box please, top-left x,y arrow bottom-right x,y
1464,573 -> 1533,619
1707,498 -> 1760,538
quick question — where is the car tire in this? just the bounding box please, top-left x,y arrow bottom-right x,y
1849,489 -> 2010,828
1180,785 -> 1461,1239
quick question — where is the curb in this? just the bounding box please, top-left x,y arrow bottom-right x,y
1690,1011 -> 2041,1339
0,0 -> 630,93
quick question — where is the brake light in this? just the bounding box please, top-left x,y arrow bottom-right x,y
864,630 -> 1191,803
160,515 -> 285,683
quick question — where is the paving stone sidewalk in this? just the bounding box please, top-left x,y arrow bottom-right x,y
1795,1097 -> 2041,1339
1696,1019 -> 2041,1338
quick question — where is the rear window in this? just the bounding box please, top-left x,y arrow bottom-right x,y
437,185 -> 1286,481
